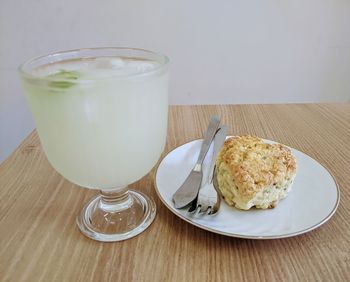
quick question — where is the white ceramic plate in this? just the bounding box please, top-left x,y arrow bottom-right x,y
155,138 -> 340,239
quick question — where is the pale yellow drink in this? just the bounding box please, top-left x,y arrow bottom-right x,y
22,57 -> 169,189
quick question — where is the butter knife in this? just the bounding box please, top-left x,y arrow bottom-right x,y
172,116 -> 221,208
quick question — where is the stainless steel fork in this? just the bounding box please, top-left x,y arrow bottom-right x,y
189,125 -> 227,215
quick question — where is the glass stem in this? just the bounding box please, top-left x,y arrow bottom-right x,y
99,187 -> 132,212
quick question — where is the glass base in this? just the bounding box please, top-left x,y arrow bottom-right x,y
76,189 -> 156,242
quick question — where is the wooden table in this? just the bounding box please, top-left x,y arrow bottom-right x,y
1,104 -> 349,281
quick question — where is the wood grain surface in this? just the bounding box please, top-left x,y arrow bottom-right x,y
1,104 -> 349,282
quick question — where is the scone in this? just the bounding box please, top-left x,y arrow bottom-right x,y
215,135 -> 297,210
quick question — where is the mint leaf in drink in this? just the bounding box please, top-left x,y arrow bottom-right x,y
48,70 -> 79,89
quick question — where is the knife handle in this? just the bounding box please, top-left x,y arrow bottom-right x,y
196,116 -> 221,166
208,125 -> 227,183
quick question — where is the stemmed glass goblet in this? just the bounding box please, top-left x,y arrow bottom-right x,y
19,47 -> 169,242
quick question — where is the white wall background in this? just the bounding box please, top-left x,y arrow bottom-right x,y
1,0 -> 350,162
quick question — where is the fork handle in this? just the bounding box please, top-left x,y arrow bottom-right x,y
196,116 -> 221,167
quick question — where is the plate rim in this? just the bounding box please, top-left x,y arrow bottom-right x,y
154,138 -> 341,239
